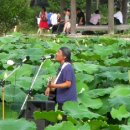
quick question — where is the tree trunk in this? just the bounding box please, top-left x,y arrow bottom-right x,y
70,0 -> 76,34
30,0 -> 38,7
86,0 -> 91,24
96,0 -> 99,9
33,0 -> 38,6
100,0 -> 107,4
121,0 -> 128,24
30,0 -> 34,7
27,0 -> 31,7
60,0 -> 66,19
108,0 -> 114,34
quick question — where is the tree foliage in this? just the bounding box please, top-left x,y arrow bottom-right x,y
0,0 -> 29,34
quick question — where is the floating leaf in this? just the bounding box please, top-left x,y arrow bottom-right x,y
120,125 -> 130,130
34,94 -> 48,101
0,85 -> 26,102
78,93 -> 103,109
63,101 -> 100,119
45,121 -> 77,130
111,105 -> 130,121
74,63 -> 99,74
109,96 -> 130,111
89,119 -> 108,130
0,119 -> 36,130
77,124 -> 90,130
110,85 -> 130,98
34,110 -> 64,123
88,88 -> 113,98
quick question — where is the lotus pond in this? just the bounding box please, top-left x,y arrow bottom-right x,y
0,33 -> 130,130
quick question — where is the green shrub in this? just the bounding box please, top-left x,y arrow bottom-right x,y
0,0 -> 29,34
19,7 -> 41,33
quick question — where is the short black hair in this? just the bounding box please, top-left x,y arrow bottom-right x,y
60,47 -> 71,62
76,8 -> 81,11
95,10 -> 100,14
42,6 -> 46,12
116,7 -> 120,11
67,9 -> 70,12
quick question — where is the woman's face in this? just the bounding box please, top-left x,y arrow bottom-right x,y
56,50 -> 66,62
66,11 -> 70,16
42,8 -> 45,12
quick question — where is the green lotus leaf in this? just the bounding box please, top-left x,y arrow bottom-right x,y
76,124 -> 90,130
0,119 -> 36,130
88,88 -> 113,98
34,110 -> 64,123
96,96 -> 111,115
120,125 -> 130,130
109,96 -> 130,112
110,85 -> 130,98
78,93 -> 103,109
0,85 -> 26,102
63,101 -> 101,119
98,71 -> 128,81
88,119 -> 108,130
74,62 -> 99,74
45,121 -> 77,130
0,103 -> 18,119
111,105 -> 130,121
33,94 -> 48,101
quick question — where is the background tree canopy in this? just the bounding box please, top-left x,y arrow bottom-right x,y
0,0 -> 33,34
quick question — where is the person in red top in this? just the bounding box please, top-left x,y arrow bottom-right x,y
38,7 -> 49,35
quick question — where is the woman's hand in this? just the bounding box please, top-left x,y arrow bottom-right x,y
45,87 -> 51,96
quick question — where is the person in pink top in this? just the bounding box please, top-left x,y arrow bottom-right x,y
89,10 -> 101,25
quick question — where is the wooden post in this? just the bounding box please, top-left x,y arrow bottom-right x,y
122,0 -> 128,24
34,0 -> 38,6
70,0 -> 76,34
96,0 -> 99,9
108,0 -> 114,34
86,0 -> 91,24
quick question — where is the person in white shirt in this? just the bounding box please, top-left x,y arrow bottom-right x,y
114,8 -> 123,25
50,13 -> 58,26
50,12 -> 62,33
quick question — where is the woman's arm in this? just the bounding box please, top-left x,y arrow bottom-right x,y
79,17 -> 83,25
45,12 -> 48,18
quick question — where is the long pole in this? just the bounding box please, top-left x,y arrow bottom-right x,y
2,86 -> 5,120
19,60 -> 46,115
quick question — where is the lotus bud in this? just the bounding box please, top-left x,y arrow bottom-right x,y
7,60 -> 14,66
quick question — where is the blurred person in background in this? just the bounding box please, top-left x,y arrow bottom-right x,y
114,8 -> 123,25
62,9 -> 71,34
76,8 -> 85,26
38,6 -> 49,35
89,10 -> 101,25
